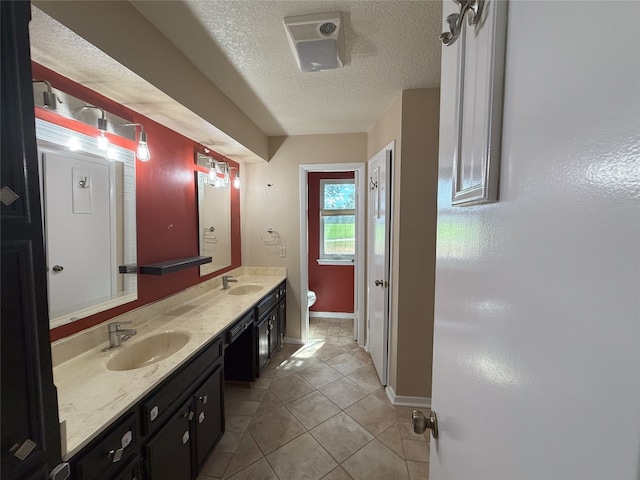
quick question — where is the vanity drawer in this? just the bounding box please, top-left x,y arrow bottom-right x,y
75,412 -> 138,480
141,337 -> 222,435
256,287 -> 281,319
227,310 -> 254,345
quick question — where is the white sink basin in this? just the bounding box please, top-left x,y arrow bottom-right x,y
107,331 -> 190,371
227,284 -> 263,296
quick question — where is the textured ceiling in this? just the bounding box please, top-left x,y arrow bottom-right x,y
29,1 -> 443,159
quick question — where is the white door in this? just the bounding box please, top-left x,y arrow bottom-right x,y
430,1 -> 640,478
367,146 -> 392,385
42,150 -> 114,316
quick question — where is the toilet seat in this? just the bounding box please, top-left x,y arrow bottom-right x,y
307,290 -> 316,307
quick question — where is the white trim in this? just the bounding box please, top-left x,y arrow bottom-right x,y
309,311 -> 354,319
299,163 -> 366,348
385,386 -> 432,408
316,258 -> 355,266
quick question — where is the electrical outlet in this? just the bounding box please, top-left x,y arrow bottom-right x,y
279,246 -> 286,257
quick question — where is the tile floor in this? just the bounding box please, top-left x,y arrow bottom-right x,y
197,317 -> 430,480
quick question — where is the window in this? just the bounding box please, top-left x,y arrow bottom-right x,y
319,179 -> 355,262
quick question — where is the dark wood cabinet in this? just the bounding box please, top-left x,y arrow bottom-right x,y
224,310 -> 256,382
1,2 -> 62,478
145,401 -> 192,480
193,364 -> 224,470
256,315 -> 271,374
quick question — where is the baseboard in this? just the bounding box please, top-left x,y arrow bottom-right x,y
309,311 -> 355,320
283,336 -> 305,345
385,386 -> 431,408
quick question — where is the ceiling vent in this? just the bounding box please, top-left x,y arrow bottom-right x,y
283,12 -> 344,72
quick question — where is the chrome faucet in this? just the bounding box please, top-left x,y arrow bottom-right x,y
222,275 -> 238,290
107,321 -> 137,348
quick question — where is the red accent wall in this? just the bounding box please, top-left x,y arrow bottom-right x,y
32,64 -> 242,341
308,171 -> 354,313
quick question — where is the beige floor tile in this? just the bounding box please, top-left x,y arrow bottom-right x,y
222,432 -> 263,478
407,460 -> 429,480
226,458 -> 278,480
197,476 -> 221,480
282,354 -> 322,372
260,367 -> 277,379
233,400 -> 260,416
342,439 -> 409,480
376,423 -> 406,459
319,377 -> 369,409
344,395 -> 397,436
253,376 -> 273,389
347,365 -> 383,393
298,363 -> 344,388
327,352 -> 366,375
248,406 -> 306,455
266,433 -> 337,480
321,466 -> 355,479
286,390 -> 341,430
396,421 -> 429,442
402,439 -> 430,462
269,373 -> 315,403
310,412 -> 374,463
312,343 -> 347,362
253,390 -> 283,418
225,386 -> 267,403
199,449 -> 232,477
216,431 -> 244,454
225,414 -> 252,433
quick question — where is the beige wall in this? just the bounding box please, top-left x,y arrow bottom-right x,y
242,134 -> 367,340
367,88 -> 440,399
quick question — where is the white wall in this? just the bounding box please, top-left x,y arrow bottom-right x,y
242,134 -> 367,340
431,1 -> 640,477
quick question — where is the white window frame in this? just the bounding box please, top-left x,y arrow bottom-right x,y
319,178 -> 356,263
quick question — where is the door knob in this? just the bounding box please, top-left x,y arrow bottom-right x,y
52,265 -> 64,273
412,409 -> 438,439
374,279 -> 384,287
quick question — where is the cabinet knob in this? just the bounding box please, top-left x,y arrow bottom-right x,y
108,447 -> 124,463
198,395 -> 208,404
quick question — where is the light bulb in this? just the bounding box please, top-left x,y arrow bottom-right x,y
233,173 -> 241,189
107,147 -> 117,160
68,137 -> 81,151
137,142 -> 150,162
97,132 -> 109,151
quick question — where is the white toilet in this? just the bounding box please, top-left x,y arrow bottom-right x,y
307,290 -> 317,308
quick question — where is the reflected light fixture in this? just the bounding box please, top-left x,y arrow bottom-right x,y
122,123 -> 151,162
230,167 -> 241,189
84,105 -> 109,151
32,79 -> 60,109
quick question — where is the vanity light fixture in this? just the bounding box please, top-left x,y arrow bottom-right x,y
229,166 -> 241,189
83,105 -> 109,151
122,123 -> 151,162
32,79 -> 60,109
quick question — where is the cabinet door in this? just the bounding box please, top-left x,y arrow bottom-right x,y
256,318 -> 270,374
194,363 -> 224,470
1,2 -> 62,479
268,310 -> 279,358
145,401 -> 192,480
278,296 -> 287,341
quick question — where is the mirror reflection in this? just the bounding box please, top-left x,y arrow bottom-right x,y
36,119 -> 137,328
196,154 -> 232,276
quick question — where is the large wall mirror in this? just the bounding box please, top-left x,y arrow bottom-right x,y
36,119 -> 137,328
196,153 -> 232,276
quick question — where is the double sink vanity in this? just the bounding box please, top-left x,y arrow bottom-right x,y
52,267 -> 287,480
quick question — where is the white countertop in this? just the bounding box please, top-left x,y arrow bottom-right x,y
53,272 -> 285,460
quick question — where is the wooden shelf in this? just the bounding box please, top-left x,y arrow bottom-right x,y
139,256 -> 212,275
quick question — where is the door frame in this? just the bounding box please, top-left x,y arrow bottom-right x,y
299,163 -> 366,347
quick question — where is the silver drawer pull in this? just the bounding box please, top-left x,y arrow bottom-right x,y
182,431 -> 190,444
198,412 -> 205,424
199,395 -> 208,404
108,447 -> 123,463
10,439 -> 36,460
149,405 -> 159,422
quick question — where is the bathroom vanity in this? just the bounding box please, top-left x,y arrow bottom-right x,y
52,270 -> 286,480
